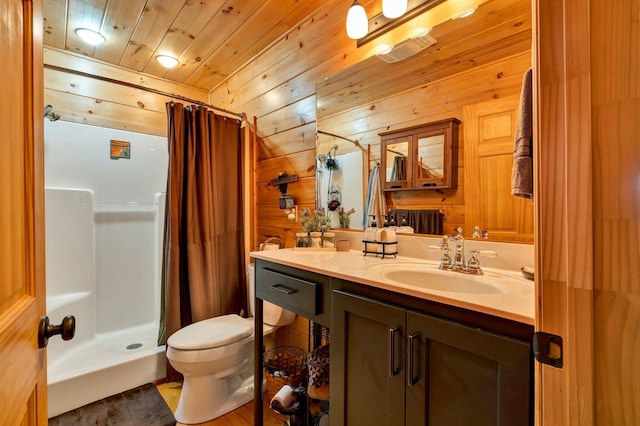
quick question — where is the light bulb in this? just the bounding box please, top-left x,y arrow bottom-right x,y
156,55 -> 180,69
382,0 -> 408,19
346,1 -> 368,39
75,28 -> 106,46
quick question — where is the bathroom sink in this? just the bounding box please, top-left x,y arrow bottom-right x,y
382,269 -> 503,294
363,261 -> 531,295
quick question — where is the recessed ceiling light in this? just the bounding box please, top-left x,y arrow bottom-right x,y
376,44 -> 393,55
75,28 -> 106,45
156,55 -> 180,69
452,7 -> 477,20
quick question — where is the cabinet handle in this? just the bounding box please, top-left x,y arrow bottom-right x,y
389,326 -> 400,377
269,284 -> 297,295
407,332 -> 419,387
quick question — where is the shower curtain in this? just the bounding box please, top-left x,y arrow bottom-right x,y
160,103 -> 246,381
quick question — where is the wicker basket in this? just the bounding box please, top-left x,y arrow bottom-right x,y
307,344 -> 330,400
263,346 -> 306,400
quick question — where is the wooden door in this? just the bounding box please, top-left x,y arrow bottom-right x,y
406,310 -> 532,425
463,95 -> 534,243
0,0 -> 46,424
331,290 -> 406,426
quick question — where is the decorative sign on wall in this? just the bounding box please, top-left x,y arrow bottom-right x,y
110,140 -> 130,159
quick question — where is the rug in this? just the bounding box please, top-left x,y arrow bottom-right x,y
49,383 -> 176,426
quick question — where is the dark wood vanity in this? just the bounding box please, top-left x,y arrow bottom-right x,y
253,258 -> 533,426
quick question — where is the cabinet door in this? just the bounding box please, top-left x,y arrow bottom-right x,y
406,311 -> 532,426
381,135 -> 412,189
331,290 -> 406,426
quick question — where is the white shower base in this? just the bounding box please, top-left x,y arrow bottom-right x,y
47,321 -> 166,418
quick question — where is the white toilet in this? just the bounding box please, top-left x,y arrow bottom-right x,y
166,264 -> 296,424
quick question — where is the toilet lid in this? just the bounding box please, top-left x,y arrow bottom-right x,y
167,314 -> 253,350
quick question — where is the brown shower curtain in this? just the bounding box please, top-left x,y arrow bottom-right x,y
160,102 -> 246,381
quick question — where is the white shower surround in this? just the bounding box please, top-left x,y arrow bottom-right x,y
44,121 -> 168,417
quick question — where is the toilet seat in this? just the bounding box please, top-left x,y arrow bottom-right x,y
168,314 -> 253,351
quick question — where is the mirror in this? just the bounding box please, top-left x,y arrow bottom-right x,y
417,135 -> 444,179
385,141 -> 409,186
316,0 -> 534,241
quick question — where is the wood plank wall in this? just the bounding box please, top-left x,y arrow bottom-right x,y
43,47 -> 210,136
210,0 -> 532,247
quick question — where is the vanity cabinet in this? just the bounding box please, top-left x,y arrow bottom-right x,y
331,288 -> 532,426
380,118 -> 460,191
253,259 -> 533,426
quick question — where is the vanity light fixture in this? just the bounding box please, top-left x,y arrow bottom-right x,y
156,55 -> 180,69
346,0 -> 368,39
75,28 -> 106,46
382,0 -> 408,19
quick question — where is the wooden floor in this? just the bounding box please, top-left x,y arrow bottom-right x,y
156,382 -> 286,426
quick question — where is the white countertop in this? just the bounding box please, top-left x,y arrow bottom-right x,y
251,248 -> 535,325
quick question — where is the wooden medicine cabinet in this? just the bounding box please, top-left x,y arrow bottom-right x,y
380,118 -> 460,191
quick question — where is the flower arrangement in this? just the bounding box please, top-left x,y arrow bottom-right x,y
338,207 -> 356,229
300,207 -> 333,232
316,208 -> 332,232
300,208 -> 320,232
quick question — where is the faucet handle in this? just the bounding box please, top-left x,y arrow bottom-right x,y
439,234 -> 450,250
455,227 -> 464,236
472,226 -> 481,239
467,249 -> 483,275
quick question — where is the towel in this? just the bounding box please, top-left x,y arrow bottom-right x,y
390,209 -> 444,235
511,68 -> 533,199
363,164 -> 387,228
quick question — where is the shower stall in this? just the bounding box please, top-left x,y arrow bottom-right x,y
316,147 -> 366,229
44,120 -> 168,417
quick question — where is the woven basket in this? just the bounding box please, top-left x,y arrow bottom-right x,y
263,346 -> 306,400
306,344 -> 330,400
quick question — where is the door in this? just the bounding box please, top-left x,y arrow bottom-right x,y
406,311 -> 532,425
0,0 -> 46,424
463,95 -> 534,243
331,290 -> 406,426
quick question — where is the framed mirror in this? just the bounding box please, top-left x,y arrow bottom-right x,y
316,0 -> 534,241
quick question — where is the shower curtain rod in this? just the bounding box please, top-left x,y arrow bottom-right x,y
44,64 -> 244,120
317,129 -> 366,152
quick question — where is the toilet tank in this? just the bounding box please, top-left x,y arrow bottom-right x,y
248,263 -> 296,326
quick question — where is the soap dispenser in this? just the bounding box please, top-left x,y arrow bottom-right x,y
364,215 -> 378,252
398,214 -> 414,234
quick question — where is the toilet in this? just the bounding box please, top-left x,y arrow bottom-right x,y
166,264 -> 295,424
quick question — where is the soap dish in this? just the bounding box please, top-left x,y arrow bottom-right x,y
520,266 -> 535,281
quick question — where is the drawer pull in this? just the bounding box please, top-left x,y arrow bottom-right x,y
269,284 -> 297,295
389,326 -> 400,377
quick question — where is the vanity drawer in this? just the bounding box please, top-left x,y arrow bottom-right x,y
255,260 -> 330,325
257,268 -> 318,317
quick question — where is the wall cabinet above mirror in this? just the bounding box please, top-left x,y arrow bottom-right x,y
381,118 -> 460,191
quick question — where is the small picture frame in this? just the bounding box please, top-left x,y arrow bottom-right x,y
110,140 -> 130,159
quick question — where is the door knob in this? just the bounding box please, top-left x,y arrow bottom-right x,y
38,315 -> 75,348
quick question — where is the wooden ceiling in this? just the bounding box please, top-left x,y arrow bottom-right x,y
43,0 -> 327,91
43,0 -> 531,96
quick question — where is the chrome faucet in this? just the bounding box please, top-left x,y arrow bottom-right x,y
452,227 -> 466,271
438,235 -> 452,270
437,227 -> 484,275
